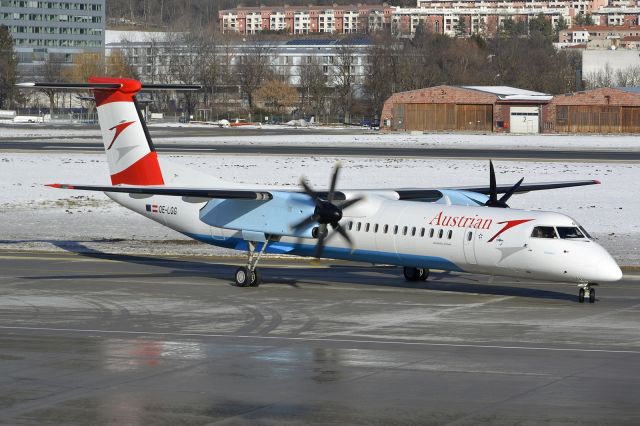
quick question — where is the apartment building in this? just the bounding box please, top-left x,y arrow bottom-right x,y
220,5 -> 392,35
106,31 -> 370,93
0,0 -> 105,76
220,1 -> 640,38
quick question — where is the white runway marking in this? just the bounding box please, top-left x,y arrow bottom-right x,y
1,325 -> 638,355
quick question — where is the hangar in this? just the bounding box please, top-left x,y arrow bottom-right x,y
380,85 -> 552,134
543,87 -> 640,133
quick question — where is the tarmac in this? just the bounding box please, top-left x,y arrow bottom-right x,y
1,251 -> 639,425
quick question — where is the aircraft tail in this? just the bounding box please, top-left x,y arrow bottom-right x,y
89,77 -> 163,186
17,78 -> 200,186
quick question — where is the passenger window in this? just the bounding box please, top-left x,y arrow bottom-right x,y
447,230 -> 453,239
374,224 -> 379,233
438,229 -> 443,239
531,226 -> 557,239
429,228 -> 434,238
357,222 -> 362,231
393,225 -> 398,234
467,231 -> 472,241
348,221 -> 353,231
383,224 -> 389,234
420,228 -> 425,237
411,227 -> 416,236
365,223 -> 370,232
403,226 -> 408,236
557,227 -> 586,239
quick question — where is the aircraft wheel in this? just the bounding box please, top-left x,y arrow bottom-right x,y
588,288 -> 596,303
249,268 -> 261,287
578,288 -> 585,303
403,267 -> 421,282
419,268 -> 430,281
235,267 -> 250,287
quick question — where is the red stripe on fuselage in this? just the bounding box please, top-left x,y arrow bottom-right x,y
110,152 -> 164,186
488,219 -> 534,243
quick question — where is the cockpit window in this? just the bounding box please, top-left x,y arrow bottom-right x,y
557,227 -> 586,239
578,226 -> 592,239
531,226 -> 558,239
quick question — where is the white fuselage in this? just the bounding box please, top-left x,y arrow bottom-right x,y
107,184 -> 622,284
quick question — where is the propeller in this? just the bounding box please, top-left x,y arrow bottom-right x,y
291,163 -> 364,259
484,160 -> 524,208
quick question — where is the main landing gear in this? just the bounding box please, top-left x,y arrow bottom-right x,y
403,267 -> 430,282
234,240 -> 269,287
578,283 -> 597,303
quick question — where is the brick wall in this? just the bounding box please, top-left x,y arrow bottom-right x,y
542,87 -> 640,133
381,86 -> 498,130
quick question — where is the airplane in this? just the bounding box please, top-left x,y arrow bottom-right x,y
18,77 -> 622,303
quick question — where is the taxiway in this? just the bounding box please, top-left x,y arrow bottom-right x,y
0,252 -> 639,424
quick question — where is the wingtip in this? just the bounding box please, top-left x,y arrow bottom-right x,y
45,183 -> 74,189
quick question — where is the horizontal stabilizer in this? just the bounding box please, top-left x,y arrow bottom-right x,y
16,82 -> 201,91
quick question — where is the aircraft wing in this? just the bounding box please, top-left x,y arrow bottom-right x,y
394,180 -> 600,200
46,184 -> 273,200
47,179 -> 600,202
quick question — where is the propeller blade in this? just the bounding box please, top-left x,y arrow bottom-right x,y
331,222 -> 354,249
488,160 -> 498,205
341,196 -> 364,210
498,177 -> 524,207
291,214 -> 319,231
300,177 -> 322,207
327,162 -> 341,203
314,223 -> 328,259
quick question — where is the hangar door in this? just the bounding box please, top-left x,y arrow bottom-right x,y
509,106 -> 539,133
401,103 -> 492,132
553,106 -> 640,133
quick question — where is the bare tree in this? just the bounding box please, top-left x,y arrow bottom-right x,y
36,54 -> 64,113
298,58 -> 327,119
333,43 -> 357,123
236,40 -> 274,111
166,30 -> 217,119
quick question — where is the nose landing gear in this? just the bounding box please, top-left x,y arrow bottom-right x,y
578,283 -> 597,303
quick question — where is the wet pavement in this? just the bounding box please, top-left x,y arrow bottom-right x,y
1,251 -> 639,425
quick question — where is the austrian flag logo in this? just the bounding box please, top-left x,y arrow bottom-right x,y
107,120 -> 135,150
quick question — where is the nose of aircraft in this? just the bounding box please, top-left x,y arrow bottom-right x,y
597,257 -> 623,282
586,244 -> 623,282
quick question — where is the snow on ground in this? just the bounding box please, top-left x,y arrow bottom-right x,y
152,131 -> 640,151
1,152 -> 638,265
1,123 -> 639,150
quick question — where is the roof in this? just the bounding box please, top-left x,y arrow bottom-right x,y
566,25 -> 640,32
284,37 -> 371,46
462,86 -> 552,102
105,30 -> 174,45
615,87 -> 640,94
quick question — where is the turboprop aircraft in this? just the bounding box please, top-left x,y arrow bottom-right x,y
18,78 -> 622,303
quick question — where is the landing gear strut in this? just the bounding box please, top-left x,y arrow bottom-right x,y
578,283 -> 597,303
234,240 -> 269,287
403,267 -> 430,282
